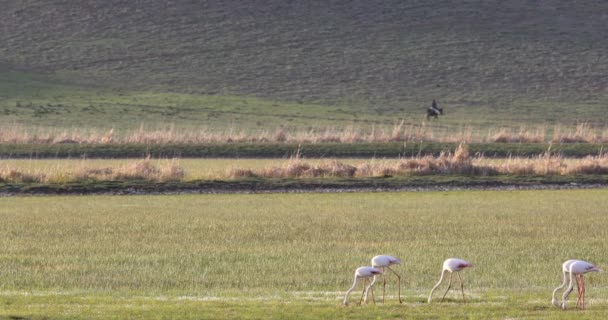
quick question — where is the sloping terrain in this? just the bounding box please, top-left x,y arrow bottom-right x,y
0,0 -> 607,128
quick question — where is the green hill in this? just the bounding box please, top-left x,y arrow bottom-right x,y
1,0 -> 607,129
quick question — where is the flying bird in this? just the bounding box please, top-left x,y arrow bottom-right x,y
554,260 -> 601,310
365,255 -> 403,303
344,266 -> 384,306
428,258 -> 473,303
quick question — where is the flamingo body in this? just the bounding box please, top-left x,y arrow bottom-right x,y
428,258 -> 473,303
371,255 -> 401,267
344,266 -> 384,306
443,258 -> 473,272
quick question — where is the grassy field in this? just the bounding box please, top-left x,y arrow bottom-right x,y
0,190 -> 607,318
1,69 -> 607,132
2,1 -> 608,130
2,2 -> 608,106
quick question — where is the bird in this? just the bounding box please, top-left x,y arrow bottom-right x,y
365,255 -> 403,304
551,260 -> 580,308
344,266 -> 384,306
428,258 -> 473,303
555,260 -> 601,310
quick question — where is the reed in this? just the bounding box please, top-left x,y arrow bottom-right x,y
2,148 -> 608,184
2,123 -> 608,145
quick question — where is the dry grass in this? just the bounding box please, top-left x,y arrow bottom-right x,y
227,145 -> 608,179
490,126 -> 545,143
2,148 -> 608,183
0,157 -> 184,183
2,123 -> 608,145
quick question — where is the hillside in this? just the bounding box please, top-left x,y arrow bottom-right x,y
1,0 -> 607,129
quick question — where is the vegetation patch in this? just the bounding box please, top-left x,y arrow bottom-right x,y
2,123 -> 608,144
0,142 -> 606,159
1,145 -> 608,185
0,191 -> 607,318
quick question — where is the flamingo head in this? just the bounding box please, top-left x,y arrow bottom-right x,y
551,297 -> 559,307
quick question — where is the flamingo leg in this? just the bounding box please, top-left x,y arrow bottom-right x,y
386,266 -> 403,304
382,267 -> 387,303
359,278 -> 367,305
364,275 -> 378,304
575,275 -> 582,309
580,275 -> 586,310
370,281 -> 376,305
440,272 -> 454,302
457,271 -> 466,303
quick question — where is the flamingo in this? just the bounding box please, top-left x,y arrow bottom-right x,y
557,260 -> 602,310
365,255 -> 403,304
551,260 -> 580,307
428,258 -> 473,303
344,266 -> 384,306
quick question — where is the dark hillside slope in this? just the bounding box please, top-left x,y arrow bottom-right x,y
0,0 -> 607,127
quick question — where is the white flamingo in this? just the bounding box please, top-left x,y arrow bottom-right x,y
365,255 -> 403,303
557,260 -> 601,310
344,266 -> 384,306
428,258 -> 473,303
551,260 -> 580,307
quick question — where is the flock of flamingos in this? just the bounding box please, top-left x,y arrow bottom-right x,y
344,255 -> 602,310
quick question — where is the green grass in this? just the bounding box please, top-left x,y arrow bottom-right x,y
0,190 -> 607,318
0,71 -> 363,130
1,294 -> 607,319
0,142 -> 606,159
1,69 -> 607,131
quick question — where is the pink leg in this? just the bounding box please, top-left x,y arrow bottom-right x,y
575,275 -> 582,308
581,275 -> 586,310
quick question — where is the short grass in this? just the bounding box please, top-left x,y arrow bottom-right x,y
1,70 -> 608,134
0,190 -> 607,318
0,71 -> 360,130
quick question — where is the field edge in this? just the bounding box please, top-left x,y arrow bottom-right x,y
1,175 -> 607,195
